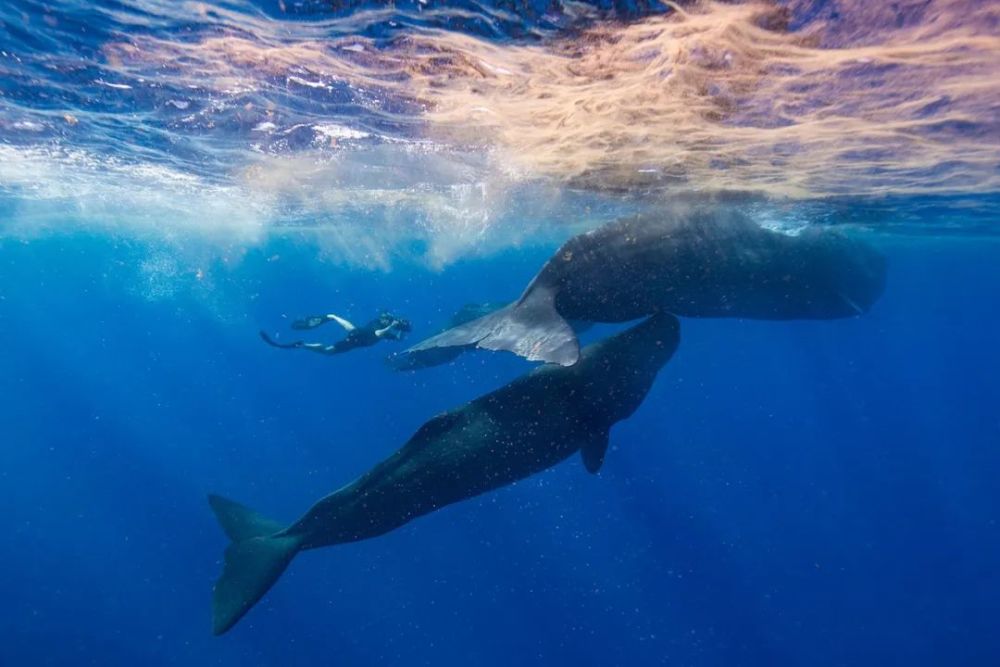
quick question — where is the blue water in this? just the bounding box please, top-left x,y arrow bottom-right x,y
3,233 -> 998,665
3,1 -> 1000,666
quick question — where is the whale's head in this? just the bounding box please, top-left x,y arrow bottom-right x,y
574,313 -> 680,424
800,228 -> 888,316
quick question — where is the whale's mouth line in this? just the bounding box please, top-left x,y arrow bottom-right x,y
839,293 -> 865,316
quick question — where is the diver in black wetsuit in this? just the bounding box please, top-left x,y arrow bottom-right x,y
260,311 -> 411,356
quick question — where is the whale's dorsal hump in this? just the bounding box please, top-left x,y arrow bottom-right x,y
580,428 -> 611,474
409,411 -> 464,448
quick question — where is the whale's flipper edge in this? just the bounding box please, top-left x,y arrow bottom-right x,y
580,429 -> 611,474
405,285 -> 580,366
208,495 -> 302,636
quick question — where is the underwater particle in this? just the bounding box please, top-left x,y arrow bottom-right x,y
136,252 -> 181,300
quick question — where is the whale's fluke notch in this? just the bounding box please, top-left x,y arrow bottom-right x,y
209,494 -> 283,541
580,429 -> 611,473
208,495 -> 302,636
405,284 -> 579,366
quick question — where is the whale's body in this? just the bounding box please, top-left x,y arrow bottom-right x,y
403,210 -> 887,366
209,314 -> 680,635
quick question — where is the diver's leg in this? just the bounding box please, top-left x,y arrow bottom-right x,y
297,340 -> 354,356
261,329 -> 355,355
298,343 -> 334,354
291,313 -> 356,331
325,314 -> 356,332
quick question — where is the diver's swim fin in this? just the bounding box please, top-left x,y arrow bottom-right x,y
404,284 -> 580,366
208,494 -> 302,635
259,331 -> 302,349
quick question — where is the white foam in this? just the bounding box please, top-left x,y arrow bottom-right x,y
0,143 -> 639,273
754,212 -> 809,237
11,121 -> 45,132
478,60 -> 513,76
96,79 -> 133,90
286,75 -> 328,89
313,124 -> 370,140
0,145 -> 268,246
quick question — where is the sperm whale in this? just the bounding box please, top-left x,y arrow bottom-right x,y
401,209 -> 886,366
209,313 -> 680,634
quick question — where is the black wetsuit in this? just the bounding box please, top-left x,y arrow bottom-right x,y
326,322 -> 382,354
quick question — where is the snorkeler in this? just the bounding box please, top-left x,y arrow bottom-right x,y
260,311 -> 412,356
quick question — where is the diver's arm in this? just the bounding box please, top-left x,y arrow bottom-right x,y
375,322 -> 403,340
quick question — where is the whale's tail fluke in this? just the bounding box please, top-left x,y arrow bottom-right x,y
208,494 -> 302,635
401,284 -> 580,367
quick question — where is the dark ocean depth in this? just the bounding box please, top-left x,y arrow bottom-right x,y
1,234 -> 998,665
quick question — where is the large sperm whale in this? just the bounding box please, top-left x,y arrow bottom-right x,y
209,313 -> 680,635
401,209 -> 887,366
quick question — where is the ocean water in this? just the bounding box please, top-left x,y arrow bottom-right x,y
1,1 -> 999,666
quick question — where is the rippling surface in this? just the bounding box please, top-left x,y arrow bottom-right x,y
1,0 -> 998,266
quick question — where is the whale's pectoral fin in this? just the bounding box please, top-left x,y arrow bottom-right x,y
405,284 -> 580,366
208,494 -> 302,636
580,429 -> 611,474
